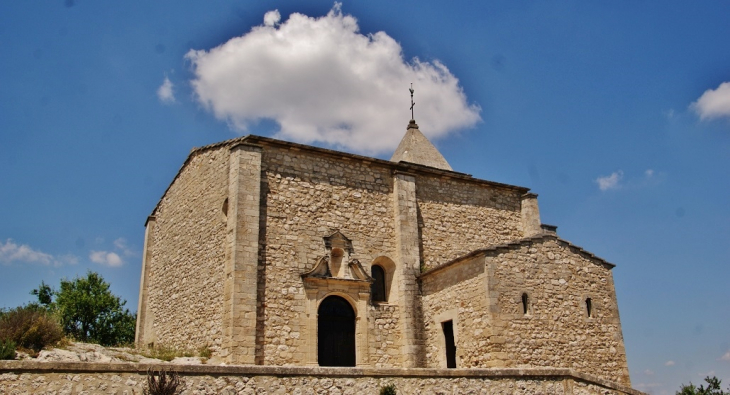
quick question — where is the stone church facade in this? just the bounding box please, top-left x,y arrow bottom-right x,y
135,120 -> 632,386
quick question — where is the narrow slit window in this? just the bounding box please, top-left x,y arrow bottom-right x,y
586,297 -> 592,318
521,293 -> 529,315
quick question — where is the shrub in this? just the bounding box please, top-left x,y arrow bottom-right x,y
0,339 -> 16,360
0,305 -> 63,353
380,383 -> 397,395
140,344 -> 192,362
144,368 -> 183,395
197,346 -> 212,359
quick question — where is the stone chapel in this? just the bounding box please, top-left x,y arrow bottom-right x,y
135,119 -> 632,386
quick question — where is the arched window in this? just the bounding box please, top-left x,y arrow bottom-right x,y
585,297 -> 592,318
371,265 -> 386,302
521,293 -> 529,315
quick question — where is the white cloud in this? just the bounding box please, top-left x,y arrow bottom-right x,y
691,81 -> 730,120
113,237 -> 135,257
58,254 -> 80,265
89,250 -> 123,267
596,170 -> 624,191
665,360 -> 675,366
186,4 -> 481,154
263,9 -> 281,27
720,350 -> 730,361
645,169 -> 654,178
0,239 -> 77,267
644,369 -> 654,376
157,76 -> 175,103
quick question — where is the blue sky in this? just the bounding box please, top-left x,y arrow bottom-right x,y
1,2 -> 729,393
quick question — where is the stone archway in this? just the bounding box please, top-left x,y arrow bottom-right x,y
318,295 -> 356,366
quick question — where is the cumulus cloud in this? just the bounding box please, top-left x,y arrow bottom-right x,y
596,170 -> 624,191
89,250 -> 123,267
0,239 -> 77,267
691,81 -> 730,120
113,238 -> 135,257
157,76 -> 175,103
186,3 -> 481,154
665,360 -> 675,366
720,350 -> 730,361
263,9 -> 281,27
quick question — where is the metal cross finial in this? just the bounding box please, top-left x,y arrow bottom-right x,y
409,83 -> 415,120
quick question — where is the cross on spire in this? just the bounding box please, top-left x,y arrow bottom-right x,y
409,83 -> 415,120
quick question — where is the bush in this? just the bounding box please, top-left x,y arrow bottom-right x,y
0,339 -> 16,360
380,383 -> 397,395
0,305 -> 63,354
144,368 -> 183,395
140,344 -> 194,362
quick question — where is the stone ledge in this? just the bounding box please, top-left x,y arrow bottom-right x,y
0,362 -> 644,395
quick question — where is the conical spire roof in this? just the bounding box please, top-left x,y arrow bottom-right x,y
390,120 -> 452,171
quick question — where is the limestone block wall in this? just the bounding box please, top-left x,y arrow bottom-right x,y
420,237 -> 630,386
257,145 -> 400,365
421,256 -> 493,369
368,304 -> 402,367
142,147 -> 229,352
0,363 -> 646,395
416,177 -> 523,271
487,238 -> 630,385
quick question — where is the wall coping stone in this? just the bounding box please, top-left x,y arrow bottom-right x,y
0,361 -> 644,395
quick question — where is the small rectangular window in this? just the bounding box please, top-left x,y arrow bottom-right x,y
442,320 -> 456,368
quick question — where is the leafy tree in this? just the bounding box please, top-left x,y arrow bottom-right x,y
31,281 -> 53,305
32,272 -> 136,346
677,376 -> 729,395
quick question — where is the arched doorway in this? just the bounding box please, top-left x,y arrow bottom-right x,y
318,295 -> 356,366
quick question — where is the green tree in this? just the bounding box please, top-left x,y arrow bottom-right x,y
33,272 -> 136,346
677,376 -> 729,395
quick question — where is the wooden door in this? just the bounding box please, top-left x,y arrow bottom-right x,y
318,296 -> 356,366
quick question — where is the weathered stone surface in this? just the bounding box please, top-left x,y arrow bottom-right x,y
0,362 -> 645,395
138,146 -> 229,354
391,120 -> 453,171
135,132 -> 635,391
420,236 -> 630,385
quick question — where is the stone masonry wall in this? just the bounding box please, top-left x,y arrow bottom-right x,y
420,237 -> 631,386
145,147 -> 229,352
0,363 -> 645,395
257,145 -> 400,365
487,239 -> 630,385
416,177 -> 523,271
421,256 -> 493,369
368,304 -> 402,367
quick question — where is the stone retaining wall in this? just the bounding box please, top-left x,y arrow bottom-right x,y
0,362 -> 645,395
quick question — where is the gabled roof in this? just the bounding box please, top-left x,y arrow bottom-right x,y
418,233 -> 616,281
390,120 -> 452,171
